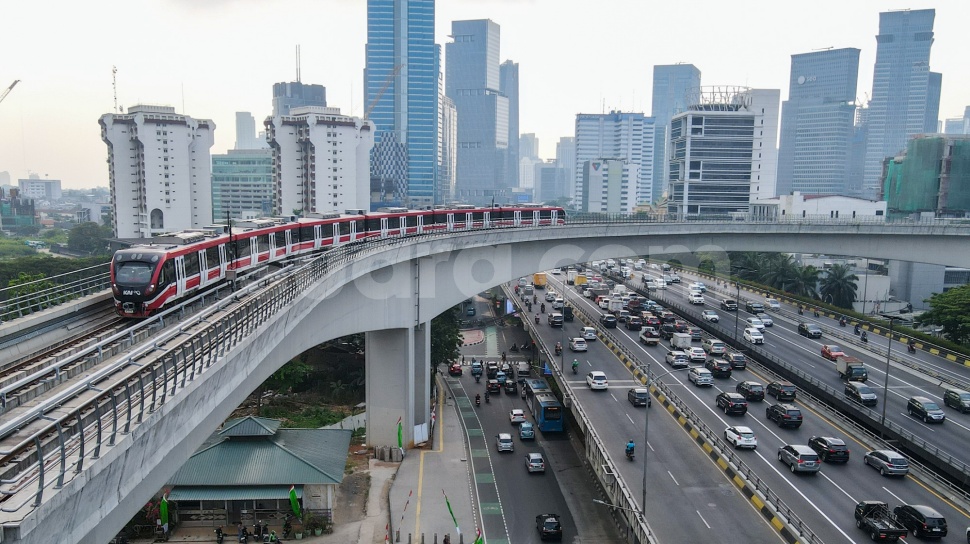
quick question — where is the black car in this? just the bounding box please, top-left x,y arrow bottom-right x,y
536,513 -> 563,541
766,381 -> 797,401
659,323 -> 676,340
599,314 -> 618,328
723,352 -> 747,370
943,388 -> 970,413
893,504 -> 948,539
487,379 -> 501,393
705,359 -> 733,379
807,436 -> 850,463
716,392 -> 748,415
744,301 -> 764,313
625,316 -> 643,331
736,380 -> 765,401
845,382 -> 878,407
720,299 -> 738,311
766,403 -> 803,428
797,322 -> 822,338
504,380 -> 518,394
906,396 -> 946,423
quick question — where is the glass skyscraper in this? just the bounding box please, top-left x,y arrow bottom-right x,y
651,64 -> 701,202
365,0 -> 438,208
776,48 -> 860,196
862,8 -> 941,198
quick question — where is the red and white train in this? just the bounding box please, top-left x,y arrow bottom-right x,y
111,205 -> 566,317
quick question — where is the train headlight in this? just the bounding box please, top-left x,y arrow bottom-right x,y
111,284 -> 120,296
144,283 -> 156,296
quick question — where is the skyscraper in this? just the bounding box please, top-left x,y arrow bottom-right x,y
651,64 -> 701,201
574,111 -> 655,206
211,149 -> 274,220
235,112 -> 268,150
500,60 -> 520,189
776,48 -> 860,196
555,136 -> 576,201
861,8 -> 941,198
446,19 -> 509,205
272,82 -> 326,117
365,0 -> 438,207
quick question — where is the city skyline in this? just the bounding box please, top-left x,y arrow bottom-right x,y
2,0 -> 968,190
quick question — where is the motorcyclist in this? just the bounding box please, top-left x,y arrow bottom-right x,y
535,313 -> 541,324
861,331 -> 868,343
625,440 -> 635,457
475,393 -> 481,405
908,339 -> 917,352
484,390 -> 490,402
540,303 -> 546,314
572,359 -> 579,373
839,317 -> 846,327
215,527 -> 224,544
854,324 -> 861,335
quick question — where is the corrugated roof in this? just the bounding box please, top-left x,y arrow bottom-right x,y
220,416 -> 282,437
168,428 -> 352,487
168,486 -> 302,502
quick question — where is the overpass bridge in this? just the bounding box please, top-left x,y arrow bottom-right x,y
1,218 -> 968,543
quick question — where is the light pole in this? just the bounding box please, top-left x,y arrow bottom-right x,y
879,314 -> 901,430
733,281 -> 741,349
636,361 -> 690,516
592,498 -> 641,515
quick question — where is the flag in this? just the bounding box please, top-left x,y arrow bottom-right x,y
443,489 -> 460,535
159,494 -> 169,527
474,527 -> 484,544
397,416 -> 403,449
289,485 -> 302,519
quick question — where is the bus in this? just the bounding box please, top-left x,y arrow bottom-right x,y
523,378 -> 564,432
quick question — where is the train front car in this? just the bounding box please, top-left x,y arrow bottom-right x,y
111,248 -> 170,317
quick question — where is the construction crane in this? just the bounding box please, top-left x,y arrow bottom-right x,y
364,65 -> 403,120
0,80 -> 20,106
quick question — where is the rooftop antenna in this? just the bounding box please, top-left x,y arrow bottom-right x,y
296,44 -> 301,83
112,66 -> 119,113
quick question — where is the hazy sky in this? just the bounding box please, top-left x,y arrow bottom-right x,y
1,1 -> 967,190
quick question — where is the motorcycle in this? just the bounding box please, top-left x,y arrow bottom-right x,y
475,375 -> 481,383
860,332 -> 868,343
215,529 -> 225,544
625,448 -> 635,461
485,392 -> 490,404
510,343 -> 519,352
535,314 -> 541,324
554,343 -> 562,356
572,362 -> 579,375
475,394 -> 481,407
908,342 -> 917,354
839,317 -> 846,327
854,324 -> 861,335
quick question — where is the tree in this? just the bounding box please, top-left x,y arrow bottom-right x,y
430,306 -> 463,371
68,222 -> 110,254
916,285 -> 970,344
787,265 -> 820,299
819,264 -> 858,309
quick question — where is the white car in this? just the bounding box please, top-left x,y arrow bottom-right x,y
756,312 -> 774,327
688,367 -> 714,387
552,298 -> 565,310
688,292 -> 705,305
581,327 -> 597,341
496,433 -> 514,452
586,371 -> 609,390
525,452 -> 546,473
724,426 -> 758,449
509,409 -> 526,425
743,327 -> 764,345
688,347 -> 707,362
701,310 -> 720,323
545,291 -> 557,302
765,298 -> 781,311
689,282 -> 707,293
745,317 -> 765,331
569,338 -> 588,352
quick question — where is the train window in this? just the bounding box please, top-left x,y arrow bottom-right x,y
257,234 -> 270,253
185,252 -> 200,276
354,219 -> 364,233
472,211 -> 485,222
365,217 -> 381,232
338,221 -> 351,236
539,209 -> 552,220
115,261 -> 154,283
300,225 -> 315,241
205,246 -> 220,269
405,215 -> 418,228
235,238 -> 251,259
159,260 -> 175,286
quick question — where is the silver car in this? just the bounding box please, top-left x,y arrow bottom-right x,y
756,313 -> 774,327
778,444 -> 820,474
688,367 -> 714,387
863,450 -> 909,476
496,433 -> 514,453
525,452 -> 546,473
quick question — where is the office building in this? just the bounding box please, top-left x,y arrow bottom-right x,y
574,111 -> 655,206
518,134 -> 541,190
776,48 -> 860,196
18,175 -> 62,201
439,94 -> 458,204
365,0 -> 438,208
446,19 -> 509,204
882,135 -> 970,218
862,8 -> 941,198
272,82 -> 326,117
100,105 -> 215,238
235,112 -> 268,150
555,136 -> 576,201
651,64 -> 701,201
534,160 -> 561,203
211,149 -> 275,220
579,159 -> 638,214
264,106 -> 374,215
500,60 -> 520,189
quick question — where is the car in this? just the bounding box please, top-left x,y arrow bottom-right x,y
510,409 -> 526,424
723,352 -> 747,370
552,298 -> 564,310
688,367 -> 714,386
688,292 -> 705,305
536,513 -> 563,541
525,452 -> 546,473
448,363 -> 463,376
519,421 -> 536,440
659,323 -> 676,340
943,388 -> 970,413
820,344 -> 845,360
581,327 -> 597,341
701,310 -> 720,323
690,281 -> 707,293
687,347 -> 707,362
487,379 -> 501,393
766,381 -> 797,401
470,361 -> 483,377
599,314 -> 618,328
893,504 -> 948,539
907,396 -> 946,423
496,433 -> 514,452
665,351 -> 689,369
863,449 -> 909,476
669,272 -> 681,283
688,327 -> 703,341
504,379 -> 518,394
586,371 -> 608,390
705,358 -> 733,378
756,313 -> 774,327
486,362 -> 499,379
766,403 -> 803,428
777,444 -> 820,474
720,299 -> 738,311
716,392 -> 748,415
743,327 -> 764,344
745,301 -> 765,313
662,274 -> 674,285
466,306 -> 476,316
736,380 -> 765,401
625,316 -> 643,331
545,291 -> 557,302
765,298 -> 781,311
702,337 -> 727,355
569,337 -> 588,352
617,310 -> 631,323
745,317 -> 765,331
673,320 -> 690,333
845,381 -> 878,406
496,371 -> 508,385
628,387 -> 651,407
643,315 -> 662,328
808,436 -> 850,463
547,313 -> 564,327
724,426 -> 757,449
798,322 -> 822,338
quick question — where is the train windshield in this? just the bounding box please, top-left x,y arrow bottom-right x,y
115,261 -> 155,284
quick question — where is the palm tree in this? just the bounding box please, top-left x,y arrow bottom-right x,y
819,264 -> 858,309
786,265 -> 820,299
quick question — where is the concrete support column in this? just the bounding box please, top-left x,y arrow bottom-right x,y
365,324 -> 432,449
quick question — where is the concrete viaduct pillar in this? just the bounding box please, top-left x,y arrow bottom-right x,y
365,324 -> 431,449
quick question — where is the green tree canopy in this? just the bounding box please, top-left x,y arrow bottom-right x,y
916,285 -> 970,344
819,264 -> 858,309
430,306 -> 463,370
68,222 -> 111,254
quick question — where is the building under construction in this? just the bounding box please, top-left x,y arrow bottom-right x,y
883,135 -> 970,218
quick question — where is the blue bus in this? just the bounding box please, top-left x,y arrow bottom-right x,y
524,378 -> 564,432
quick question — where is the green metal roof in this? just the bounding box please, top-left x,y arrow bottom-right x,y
220,416 -> 282,437
168,485 -> 302,502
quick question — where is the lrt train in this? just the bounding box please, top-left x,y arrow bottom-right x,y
110,205 -> 566,318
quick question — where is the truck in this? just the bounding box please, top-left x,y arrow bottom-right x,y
608,299 -> 624,314
639,327 -> 660,346
836,356 -> 868,382
853,501 -> 908,542
517,361 -> 531,378
612,285 -> 628,297
670,332 -> 692,350
566,268 -> 578,285
574,274 -> 588,287
588,287 -> 609,300
533,273 -> 547,289
562,305 -> 574,322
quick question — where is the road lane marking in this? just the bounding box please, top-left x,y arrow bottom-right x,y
610,393 -> 619,402
882,486 -> 905,504
626,413 -> 635,425
695,510 -> 711,529
820,472 -> 857,503
668,471 -> 680,486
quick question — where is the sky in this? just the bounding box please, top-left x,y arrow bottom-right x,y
1,0 -> 967,190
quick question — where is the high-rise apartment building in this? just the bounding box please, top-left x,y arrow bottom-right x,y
882,135 -> 970,218
211,149 -> 274,220
651,64 -> 701,202
365,0 -> 438,208
100,105 -> 215,238
500,60 -> 520,189
446,19 -> 509,205
574,111 -> 655,206
862,8 -> 941,198
264,106 -> 374,215
272,82 -> 326,117
777,48 -> 860,196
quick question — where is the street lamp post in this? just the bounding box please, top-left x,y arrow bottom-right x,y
636,361 -> 691,516
880,314 -> 901,430
733,281 -> 741,349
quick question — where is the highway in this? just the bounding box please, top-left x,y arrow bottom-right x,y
541,266 -> 970,543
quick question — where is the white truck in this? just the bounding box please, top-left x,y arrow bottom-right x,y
670,332 -> 692,350
608,298 -> 624,314
612,285 -> 628,297
517,361 -> 531,378
566,268 -> 578,285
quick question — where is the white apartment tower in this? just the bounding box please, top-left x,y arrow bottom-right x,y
100,105 -> 215,239
265,107 -> 374,215
574,112 -> 655,206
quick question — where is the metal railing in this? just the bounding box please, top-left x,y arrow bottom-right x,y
0,263 -> 111,323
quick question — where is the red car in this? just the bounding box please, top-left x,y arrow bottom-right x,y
448,363 -> 463,376
821,345 -> 845,361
